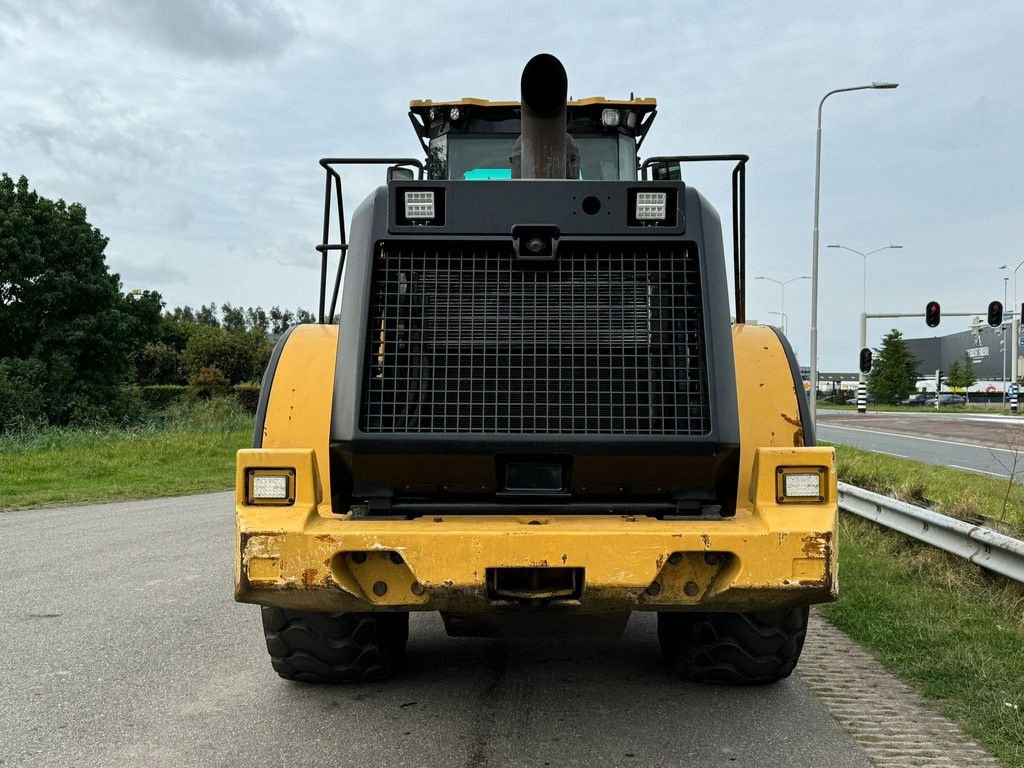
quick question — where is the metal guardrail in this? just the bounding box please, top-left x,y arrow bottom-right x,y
838,482 -> 1024,583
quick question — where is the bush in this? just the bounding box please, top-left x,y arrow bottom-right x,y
0,358 -> 46,431
141,384 -> 187,410
234,383 -> 261,414
182,325 -> 272,384
136,342 -> 184,385
188,365 -> 232,400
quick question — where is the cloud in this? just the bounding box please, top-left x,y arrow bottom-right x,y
91,0 -> 302,62
114,259 -> 189,289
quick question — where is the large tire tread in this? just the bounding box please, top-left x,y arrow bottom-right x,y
261,607 -> 409,683
658,606 -> 809,685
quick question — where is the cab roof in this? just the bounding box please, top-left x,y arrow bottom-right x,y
408,96 -> 658,148
409,96 -> 657,109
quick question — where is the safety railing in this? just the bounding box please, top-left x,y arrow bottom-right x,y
838,482 -> 1024,583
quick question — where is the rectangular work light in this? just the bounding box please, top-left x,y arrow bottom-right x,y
627,188 -> 677,227
403,190 -> 435,219
246,468 -> 295,506
634,191 -> 668,221
775,467 -> 828,504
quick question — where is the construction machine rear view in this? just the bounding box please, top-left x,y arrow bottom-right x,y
235,53 -> 836,685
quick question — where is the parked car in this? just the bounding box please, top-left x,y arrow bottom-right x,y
844,394 -> 877,405
901,393 -> 929,406
924,394 -> 966,407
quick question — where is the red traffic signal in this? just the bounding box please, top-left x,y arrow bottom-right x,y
859,347 -> 873,374
988,301 -> 1003,327
925,301 -> 941,328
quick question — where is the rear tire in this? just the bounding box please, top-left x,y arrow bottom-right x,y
261,607 -> 409,683
657,606 -> 809,685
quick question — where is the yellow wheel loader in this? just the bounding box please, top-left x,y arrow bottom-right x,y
236,54 -> 836,685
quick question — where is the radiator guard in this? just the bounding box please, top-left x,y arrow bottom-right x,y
330,182 -> 740,517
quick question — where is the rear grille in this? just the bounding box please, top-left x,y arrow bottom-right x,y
360,242 -> 710,435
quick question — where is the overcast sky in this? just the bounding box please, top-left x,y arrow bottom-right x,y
2,1 -> 1022,370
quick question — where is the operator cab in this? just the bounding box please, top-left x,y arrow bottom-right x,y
408,97 -> 658,181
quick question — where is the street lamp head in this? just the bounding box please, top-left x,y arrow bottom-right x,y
871,81 -> 899,89
826,244 -> 841,249
890,245 -> 903,249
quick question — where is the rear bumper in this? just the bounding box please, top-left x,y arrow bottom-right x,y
235,447 -> 837,614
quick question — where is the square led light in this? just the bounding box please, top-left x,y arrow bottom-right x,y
403,190 -> 435,219
601,108 -> 620,127
783,473 -> 821,498
246,469 -> 295,505
252,475 -> 289,499
635,191 -> 667,221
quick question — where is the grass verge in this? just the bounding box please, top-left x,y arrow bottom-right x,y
833,443 -> 1024,532
821,514 -> 1024,767
1,398 -> 253,511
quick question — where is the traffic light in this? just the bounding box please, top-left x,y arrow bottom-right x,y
859,347 -> 872,374
925,300 -> 941,328
988,300 -> 1003,327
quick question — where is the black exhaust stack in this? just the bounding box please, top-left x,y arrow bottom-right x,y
511,53 -> 579,179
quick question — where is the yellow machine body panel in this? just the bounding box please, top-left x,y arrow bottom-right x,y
258,324 -> 338,501
236,323 -> 837,616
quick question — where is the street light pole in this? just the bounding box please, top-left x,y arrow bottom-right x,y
1000,260 -> 1024,412
827,244 -> 903,415
826,244 -> 903,314
768,311 -> 789,335
756,275 -> 811,339
809,81 -> 898,430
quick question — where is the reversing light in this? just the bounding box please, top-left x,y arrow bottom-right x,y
776,467 -> 828,504
634,191 -> 668,221
253,475 -> 288,499
783,474 -> 821,497
601,108 -> 620,127
403,190 -> 436,219
246,469 -> 295,506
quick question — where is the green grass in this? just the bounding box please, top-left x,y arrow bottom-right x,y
822,515 -> 1024,767
833,443 -> 1024,532
0,398 -> 253,511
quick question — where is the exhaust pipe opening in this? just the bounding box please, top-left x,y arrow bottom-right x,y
512,53 -> 579,179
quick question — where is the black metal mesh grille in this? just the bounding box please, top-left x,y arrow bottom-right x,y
360,242 -> 710,435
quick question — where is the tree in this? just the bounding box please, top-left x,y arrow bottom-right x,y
269,306 -> 294,335
221,302 -> 247,333
867,329 -> 920,405
195,303 -> 219,327
246,306 -> 268,333
0,174 -> 161,426
945,352 -> 976,395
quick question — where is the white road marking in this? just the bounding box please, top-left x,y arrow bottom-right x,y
875,451 -> 910,459
949,464 -> 1009,479
818,423 -> 1016,454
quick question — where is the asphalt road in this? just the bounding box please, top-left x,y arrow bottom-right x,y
0,494 -> 875,768
818,411 -> 1023,480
